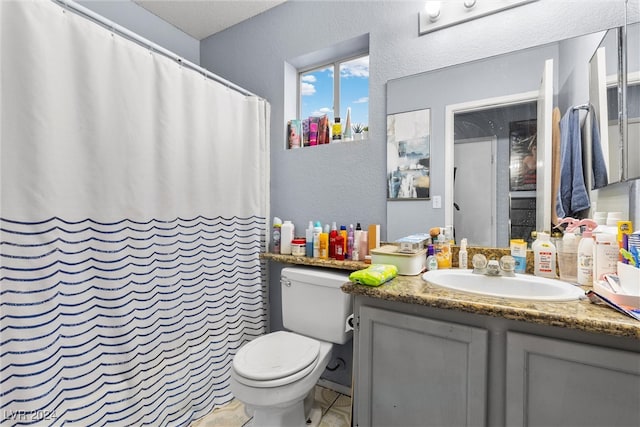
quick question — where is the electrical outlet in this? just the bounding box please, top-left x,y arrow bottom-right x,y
433,195 -> 441,209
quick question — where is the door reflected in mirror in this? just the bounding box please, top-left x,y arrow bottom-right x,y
454,103 -> 538,248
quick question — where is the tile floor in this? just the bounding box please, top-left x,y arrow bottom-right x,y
191,385 -> 351,427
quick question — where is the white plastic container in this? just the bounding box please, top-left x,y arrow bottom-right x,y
577,229 -> 594,285
593,232 -> 618,284
370,245 -> 427,275
458,238 -> 468,269
280,220 -> 295,255
532,232 -> 557,279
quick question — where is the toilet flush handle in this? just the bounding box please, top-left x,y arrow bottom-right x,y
281,278 -> 291,287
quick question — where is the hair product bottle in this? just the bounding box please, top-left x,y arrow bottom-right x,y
329,222 -> 338,259
334,232 -> 345,260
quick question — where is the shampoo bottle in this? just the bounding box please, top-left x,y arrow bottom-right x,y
532,231 -> 557,278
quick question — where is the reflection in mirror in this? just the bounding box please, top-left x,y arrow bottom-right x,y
625,22 -> 639,180
386,28 -> 625,247
589,28 -> 620,186
454,103 -> 537,248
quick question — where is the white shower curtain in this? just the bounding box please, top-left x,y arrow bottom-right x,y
0,1 -> 269,425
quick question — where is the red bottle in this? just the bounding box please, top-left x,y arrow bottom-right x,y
329,222 -> 338,259
334,233 -> 345,260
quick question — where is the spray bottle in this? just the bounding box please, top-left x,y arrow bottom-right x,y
576,219 -> 598,285
459,238 -> 468,269
555,217 -> 582,283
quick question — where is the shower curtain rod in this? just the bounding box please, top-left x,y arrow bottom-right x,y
53,0 -> 261,99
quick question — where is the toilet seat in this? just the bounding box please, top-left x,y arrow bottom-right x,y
232,331 -> 321,388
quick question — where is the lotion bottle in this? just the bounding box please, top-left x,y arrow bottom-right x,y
577,223 -> 596,285
532,231 -> 557,278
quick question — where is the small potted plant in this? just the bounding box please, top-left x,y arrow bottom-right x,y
352,123 -> 365,140
362,125 -> 368,140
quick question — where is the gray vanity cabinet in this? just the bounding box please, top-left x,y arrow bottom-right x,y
351,296 -> 640,427
505,332 -> 640,427
354,305 -> 488,427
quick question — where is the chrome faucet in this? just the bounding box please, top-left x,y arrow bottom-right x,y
472,254 -> 516,277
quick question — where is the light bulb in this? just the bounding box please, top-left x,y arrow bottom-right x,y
424,1 -> 442,21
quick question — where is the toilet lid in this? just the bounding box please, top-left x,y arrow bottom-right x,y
233,331 -> 320,381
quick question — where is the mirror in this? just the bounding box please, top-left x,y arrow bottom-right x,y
624,21 -> 640,180
386,27 -> 631,246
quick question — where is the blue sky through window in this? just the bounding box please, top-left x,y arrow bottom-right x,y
300,55 -> 369,129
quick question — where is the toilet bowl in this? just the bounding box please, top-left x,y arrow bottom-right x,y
230,331 -> 333,426
229,267 -> 353,427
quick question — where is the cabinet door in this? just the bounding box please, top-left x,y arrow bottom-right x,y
506,332 -> 640,427
355,306 -> 488,427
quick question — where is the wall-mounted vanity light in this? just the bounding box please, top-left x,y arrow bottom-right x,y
419,0 -> 538,35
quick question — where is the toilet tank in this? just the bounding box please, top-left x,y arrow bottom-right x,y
281,267 -> 353,344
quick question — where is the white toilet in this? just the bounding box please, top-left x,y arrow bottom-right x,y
230,267 -> 353,426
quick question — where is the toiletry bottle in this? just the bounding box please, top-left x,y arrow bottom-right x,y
593,232 -> 618,284
426,245 -> 438,271
556,219 -> 581,283
347,224 -> 354,259
332,117 -> 342,141
360,231 -> 369,259
340,225 -> 348,256
577,220 -> 597,285
309,122 -> 318,146
313,221 -> 322,258
334,232 -> 345,260
353,223 -> 363,261
459,238 -> 468,269
305,221 -> 314,257
272,217 -> 282,254
280,220 -> 295,255
329,222 -> 338,259
532,231 -> 557,278
435,233 -> 451,269
319,231 -> 329,259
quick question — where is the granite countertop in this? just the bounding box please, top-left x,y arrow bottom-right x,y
341,275 -> 640,340
261,252 -> 640,339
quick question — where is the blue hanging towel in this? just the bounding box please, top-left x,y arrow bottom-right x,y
556,108 -> 590,218
590,108 -> 609,189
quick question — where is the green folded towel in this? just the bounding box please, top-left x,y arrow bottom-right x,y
349,264 -> 398,286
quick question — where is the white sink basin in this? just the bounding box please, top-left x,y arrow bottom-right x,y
422,269 -> 585,301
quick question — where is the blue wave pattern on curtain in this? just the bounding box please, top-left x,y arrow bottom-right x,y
1,216 -> 267,425
0,1 -> 270,425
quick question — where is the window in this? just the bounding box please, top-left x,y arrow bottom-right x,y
298,54 -> 369,142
